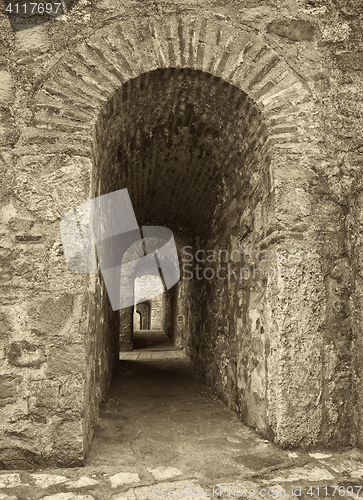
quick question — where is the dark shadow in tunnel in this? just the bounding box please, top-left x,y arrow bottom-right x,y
132,329 -> 177,351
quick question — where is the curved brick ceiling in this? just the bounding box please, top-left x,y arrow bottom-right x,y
95,68 -> 267,236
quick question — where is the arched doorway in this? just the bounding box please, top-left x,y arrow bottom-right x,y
134,309 -> 142,330
9,14 -> 346,468
133,301 -> 150,331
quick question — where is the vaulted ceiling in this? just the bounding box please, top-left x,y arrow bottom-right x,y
94,68 -> 268,236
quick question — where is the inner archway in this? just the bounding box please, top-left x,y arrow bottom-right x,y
134,310 -> 142,330
94,66 -> 273,436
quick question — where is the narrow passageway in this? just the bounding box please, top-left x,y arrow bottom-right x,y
131,330 -> 181,354
86,331 -> 294,484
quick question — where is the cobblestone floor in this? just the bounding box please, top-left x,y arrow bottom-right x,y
1,331 -> 363,500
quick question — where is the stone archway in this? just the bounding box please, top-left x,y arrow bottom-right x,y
134,301 -> 151,330
2,13 -> 351,468
134,309 -> 142,330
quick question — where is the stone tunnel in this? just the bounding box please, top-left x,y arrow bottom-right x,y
1,0 -> 363,470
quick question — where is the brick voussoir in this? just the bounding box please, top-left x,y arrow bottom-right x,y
231,40 -> 273,89
58,59 -> 114,101
118,25 -> 160,74
22,127 -> 91,145
195,19 -> 209,70
265,110 -> 309,128
226,33 -> 258,81
175,16 -> 188,68
189,19 -> 211,71
33,89 -> 66,108
164,22 -> 179,68
33,103 -> 92,122
53,74 -> 107,108
41,80 -> 103,111
84,39 -> 130,85
246,58 -> 287,95
263,101 -> 317,125
250,81 -> 277,102
74,43 -> 123,91
245,52 -> 280,89
201,21 -> 233,74
262,81 -> 310,109
101,28 -> 143,77
148,20 -> 170,69
187,20 -> 202,68
31,117 -> 92,135
255,71 -> 297,103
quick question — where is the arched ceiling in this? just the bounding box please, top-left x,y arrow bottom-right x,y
95,68 -> 268,236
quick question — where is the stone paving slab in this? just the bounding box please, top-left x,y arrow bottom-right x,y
120,350 -> 185,361
2,453 -> 363,500
119,352 -> 140,361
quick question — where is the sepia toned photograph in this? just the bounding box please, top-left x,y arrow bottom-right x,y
0,0 -> 362,498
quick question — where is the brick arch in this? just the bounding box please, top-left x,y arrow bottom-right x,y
29,13 -> 313,158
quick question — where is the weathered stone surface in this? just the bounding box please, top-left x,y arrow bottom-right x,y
16,25 -> 50,52
50,420 -> 84,467
109,472 -> 140,488
120,306 -> 133,351
7,341 -> 45,368
29,294 -> 74,334
30,473 -> 68,489
147,467 -> 183,481
42,494 -> 95,500
0,313 -> 10,336
0,72 -> 14,104
0,375 -> 21,402
336,50 -> 363,71
0,440 -> 40,470
0,109 -> 19,147
8,218 -> 33,232
0,473 -> 21,488
266,19 -> 315,41
46,345 -> 85,376
65,476 -> 99,488
28,380 -> 61,418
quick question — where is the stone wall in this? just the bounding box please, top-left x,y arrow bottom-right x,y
0,170 -> 119,468
150,295 -> 163,331
0,0 -> 362,466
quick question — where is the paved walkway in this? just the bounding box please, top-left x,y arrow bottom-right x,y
119,329 -> 186,360
1,331 -> 363,499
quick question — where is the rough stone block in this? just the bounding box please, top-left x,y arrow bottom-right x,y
0,440 -> 40,470
267,19 -> 314,41
29,294 -> 74,334
51,420 -> 84,466
0,72 -> 14,105
0,375 -> 22,402
0,109 -> 19,146
336,51 -> 363,71
8,219 -> 34,231
46,345 -> 86,376
16,25 -> 50,52
28,380 -> 60,415
7,341 -> 45,368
